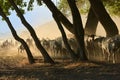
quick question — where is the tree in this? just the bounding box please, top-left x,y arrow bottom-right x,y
8,0 -> 54,64
89,0 -> 119,37
1,0 -> 85,62
42,0 -> 74,34
58,0 -> 119,37
84,7 -> 98,35
103,0 -> 120,16
58,0 -> 120,16
0,0 -> 27,17
32,0 -> 88,60
53,14 -> 78,61
58,0 -> 89,15
67,0 -> 88,60
0,5 -> 35,64
40,0 -> 88,60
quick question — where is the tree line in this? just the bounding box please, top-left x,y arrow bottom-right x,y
0,0 -> 119,64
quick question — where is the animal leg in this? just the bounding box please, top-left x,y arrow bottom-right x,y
112,53 -> 115,63
102,49 -> 106,60
107,53 -> 110,63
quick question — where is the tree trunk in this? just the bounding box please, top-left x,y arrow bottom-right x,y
89,0 -> 119,37
67,0 -> 88,60
9,0 -> 54,64
53,14 -> 78,61
42,0 -> 74,34
0,6 -> 35,64
85,7 -> 98,35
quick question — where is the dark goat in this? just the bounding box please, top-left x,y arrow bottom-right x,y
18,44 -> 24,53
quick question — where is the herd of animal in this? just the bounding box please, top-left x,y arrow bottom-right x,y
40,37 -> 78,59
85,35 -> 120,63
0,39 -> 14,49
1,35 -> 120,63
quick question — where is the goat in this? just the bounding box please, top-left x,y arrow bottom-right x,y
101,35 -> 120,63
18,44 -> 25,54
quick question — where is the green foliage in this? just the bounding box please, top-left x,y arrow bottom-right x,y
0,0 -> 119,17
0,0 -> 11,15
0,0 -> 43,16
27,0 -> 42,11
58,0 -> 120,16
103,0 -> 120,16
27,0 -> 34,11
0,0 -> 28,16
58,0 -> 69,16
58,0 -> 90,16
36,0 -> 42,6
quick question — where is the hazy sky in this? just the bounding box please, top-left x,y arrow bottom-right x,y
0,3 -> 53,39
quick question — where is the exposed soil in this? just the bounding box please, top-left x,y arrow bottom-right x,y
0,45 -> 120,80
0,56 -> 120,80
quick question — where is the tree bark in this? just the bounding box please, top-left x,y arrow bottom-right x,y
42,0 -> 74,34
0,6 -> 35,64
9,0 -> 54,64
89,0 -> 119,37
85,7 -> 98,35
53,14 -> 78,61
67,0 -> 88,60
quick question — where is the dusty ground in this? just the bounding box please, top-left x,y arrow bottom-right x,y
0,17 -> 120,80
0,48 -> 120,80
0,58 -> 120,80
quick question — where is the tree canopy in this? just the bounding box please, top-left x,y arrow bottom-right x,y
103,0 -> 120,16
58,0 -> 89,16
1,0 -> 120,16
58,0 -> 120,16
0,0 -> 27,15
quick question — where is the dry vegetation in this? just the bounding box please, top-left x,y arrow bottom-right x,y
0,47 -> 120,80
